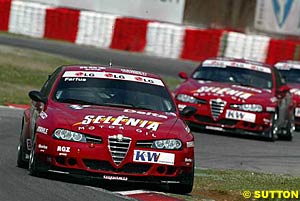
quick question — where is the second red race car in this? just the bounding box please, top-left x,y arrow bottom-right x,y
174,57 -> 295,141
17,65 -> 195,194
275,60 -> 300,129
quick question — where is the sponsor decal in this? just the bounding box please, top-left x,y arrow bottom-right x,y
79,66 -> 106,71
272,0 -> 293,28
185,125 -> 191,133
177,104 -> 187,111
232,85 -> 262,93
73,115 -> 162,131
275,62 -> 300,70
195,86 -> 253,100
62,71 -> 164,86
202,60 -> 271,73
185,158 -> 193,163
133,150 -> 175,165
64,77 -> 86,82
186,141 -> 194,148
57,146 -> 70,153
123,109 -> 168,119
295,108 -> 300,117
39,111 -> 48,119
290,88 -> 300,96
120,69 -> 147,76
103,175 -> 128,181
36,126 -> 48,135
225,109 -> 256,123
38,144 -> 48,150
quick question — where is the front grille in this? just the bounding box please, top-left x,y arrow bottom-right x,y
136,140 -> 153,148
108,135 -> 131,166
83,160 -> 151,174
195,115 -> 237,126
210,99 -> 226,120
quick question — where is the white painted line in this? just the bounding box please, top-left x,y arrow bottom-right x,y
85,186 -> 136,200
116,190 -> 153,195
0,105 -> 24,110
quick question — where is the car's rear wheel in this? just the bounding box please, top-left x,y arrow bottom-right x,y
265,112 -> 279,141
168,166 -> 194,194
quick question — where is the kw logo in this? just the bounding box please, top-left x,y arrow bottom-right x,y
272,0 -> 293,28
134,151 -> 160,162
226,110 -> 245,119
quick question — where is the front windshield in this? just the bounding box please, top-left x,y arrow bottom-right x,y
53,76 -> 176,112
192,65 -> 273,89
279,69 -> 300,84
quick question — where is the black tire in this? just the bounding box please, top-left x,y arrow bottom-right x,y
265,112 -> 279,141
28,136 -> 40,176
17,123 -> 29,168
17,143 -> 28,168
168,166 -> 194,194
281,113 -> 295,141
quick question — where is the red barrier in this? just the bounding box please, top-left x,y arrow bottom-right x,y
0,0 -> 12,31
266,39 -> 299,65
44,8 -> 80,43
110,17 -> 150,52
181,29 -> 225,61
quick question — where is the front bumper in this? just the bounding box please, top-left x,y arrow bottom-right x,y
177,103 -> 273,137
34,133 -> 194,184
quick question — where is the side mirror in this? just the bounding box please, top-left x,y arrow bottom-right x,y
277,85 -> 290,94
28,91 -> 47,104
180,106 -> 197,118
178,72 -> 188,80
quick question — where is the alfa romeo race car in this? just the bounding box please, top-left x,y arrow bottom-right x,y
17,65 -> 195,194
174,57 -> 295,141
275,61 -> 300,129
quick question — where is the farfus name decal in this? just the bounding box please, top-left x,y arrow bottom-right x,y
74,115 -> 162,131
196,86 -> 253,99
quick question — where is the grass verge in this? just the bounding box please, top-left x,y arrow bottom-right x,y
1,44 -> 299,201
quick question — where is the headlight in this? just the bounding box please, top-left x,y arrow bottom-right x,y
53,129 -> 86,142
231,104 -> 263,112
176,94 -> 206,104
152,139 -> 182,150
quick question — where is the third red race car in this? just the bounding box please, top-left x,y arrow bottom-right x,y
174,57 -> 295,141
275,60 -> 300,129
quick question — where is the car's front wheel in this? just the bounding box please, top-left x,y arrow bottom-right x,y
168,166 -> 194,194
265,112 -> 279,141
17,125 -> 29,168
281,113 -> 295,141
28,136 -> 40,176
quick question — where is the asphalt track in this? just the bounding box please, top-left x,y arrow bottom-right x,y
1,34 -> 300,200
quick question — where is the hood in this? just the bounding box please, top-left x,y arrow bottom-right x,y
288,83 -> 300,103
177,79 -> 274,103
45,103 -> 179,140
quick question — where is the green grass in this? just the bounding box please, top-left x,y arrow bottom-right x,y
1,43 -> 299,201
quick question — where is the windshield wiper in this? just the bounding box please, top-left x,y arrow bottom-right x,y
58,98 -> 98,105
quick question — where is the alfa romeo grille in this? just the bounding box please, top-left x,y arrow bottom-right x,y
108,135 -> 131,166
210,99 -> 226,120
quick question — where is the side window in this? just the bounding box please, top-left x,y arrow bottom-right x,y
40,67 -> 62,97
273,68 -> 284,89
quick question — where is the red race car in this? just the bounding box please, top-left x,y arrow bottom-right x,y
17,65 -> 195,194
174,57 -> 295,141
275,60 -> 300,129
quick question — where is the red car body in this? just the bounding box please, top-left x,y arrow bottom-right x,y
174,58 -> 295,141
275,61 -> 300,129
17,65 -> 194,194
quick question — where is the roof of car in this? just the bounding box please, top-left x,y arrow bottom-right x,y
60,64 -> 162,79
275,60 -> 300,69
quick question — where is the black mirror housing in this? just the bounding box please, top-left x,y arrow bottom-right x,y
28,91 -> 47,104
180,106 -> 197,118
